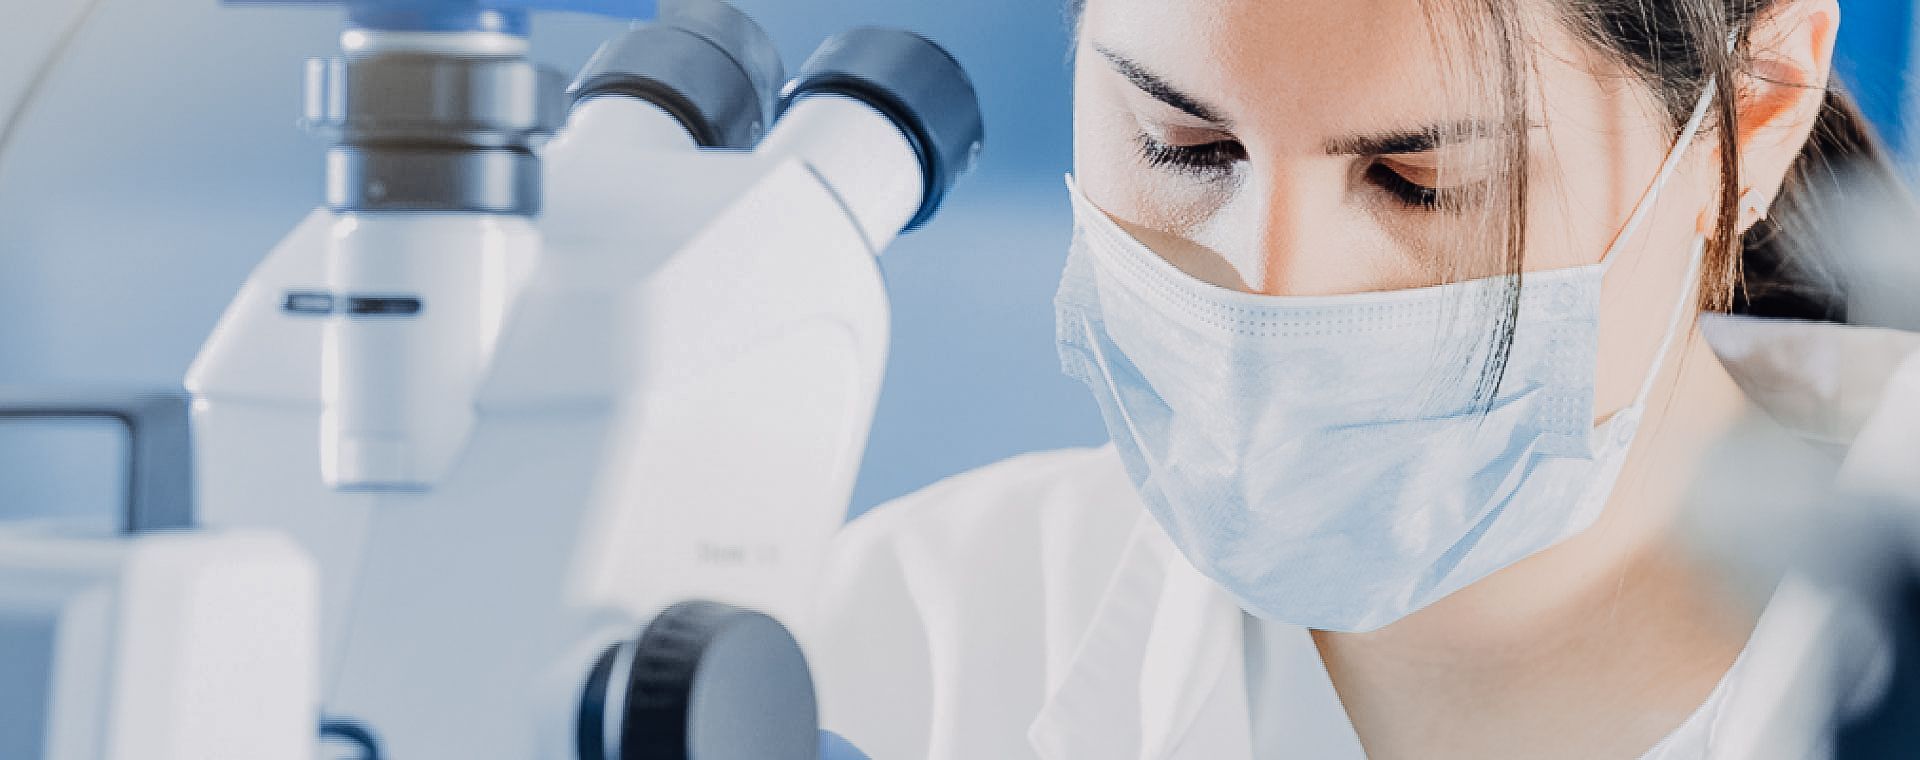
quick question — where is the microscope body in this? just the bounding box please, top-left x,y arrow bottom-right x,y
182,4 -> 973,755
186,126 -> 895,760
0,1 -> 977,755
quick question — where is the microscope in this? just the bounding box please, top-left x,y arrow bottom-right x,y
0,0 -> 982,757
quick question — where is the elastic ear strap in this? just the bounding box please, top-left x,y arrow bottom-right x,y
1600,78 -> 1719,269
1628,237 -> 1709,410
1614,78 -> 1720,408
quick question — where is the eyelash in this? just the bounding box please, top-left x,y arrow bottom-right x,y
1134,132 -> 1465,212
1365,162 -> 1448,210
1136,133 -> 1245,179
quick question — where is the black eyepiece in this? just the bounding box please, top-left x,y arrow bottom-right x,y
782,28 -> 984,231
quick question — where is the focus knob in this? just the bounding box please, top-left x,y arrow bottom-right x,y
578,600 -> 819,760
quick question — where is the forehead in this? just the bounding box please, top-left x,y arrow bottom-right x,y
1081,0 -> 1502,132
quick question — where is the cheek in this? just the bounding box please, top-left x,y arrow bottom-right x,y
1522,138 -> 1621,273
1071,106 -> 1223,234
1071,64 -> 1164,222
1071,109 -> 1154,216
1069,58 -> 1116,188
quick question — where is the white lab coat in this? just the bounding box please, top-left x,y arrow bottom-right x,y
805,314 -> 1920,760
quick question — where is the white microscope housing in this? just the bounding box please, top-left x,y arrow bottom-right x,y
183,1 -> 982,757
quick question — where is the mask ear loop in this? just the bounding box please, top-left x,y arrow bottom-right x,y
1619,30 -> 1746,413
1625,238 -> 1709,414
1596,78 -> 1720,273
1618,70 -> 1736,419
1598,25 -> 1739,271
1603,74 -> 1723,421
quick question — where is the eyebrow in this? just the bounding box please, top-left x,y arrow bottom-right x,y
1096,43 -> 1508,158
1321,123 -> 1497,156
1096,45 -> 1230,125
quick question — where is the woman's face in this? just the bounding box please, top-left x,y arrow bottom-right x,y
1072,0 -> 1720,419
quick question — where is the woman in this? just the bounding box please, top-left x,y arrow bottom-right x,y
808,0 -> 1920,757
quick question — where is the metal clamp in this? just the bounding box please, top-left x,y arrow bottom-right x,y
0,388 -> 195,534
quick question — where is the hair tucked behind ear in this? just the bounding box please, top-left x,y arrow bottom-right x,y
1565,0 -> 1902,322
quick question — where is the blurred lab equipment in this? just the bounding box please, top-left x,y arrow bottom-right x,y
0,390 -> 319,760
1678,162 -> 1920,759
1800,166 -> 1920,759
0,0 -> 981,757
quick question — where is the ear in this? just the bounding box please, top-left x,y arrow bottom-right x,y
1733,0 -> 1840,232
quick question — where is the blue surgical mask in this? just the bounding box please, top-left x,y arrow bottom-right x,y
1054,87 -> 1714,633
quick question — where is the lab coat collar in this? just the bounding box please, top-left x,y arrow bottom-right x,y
1026,509 -> 1251,760
1700,313 -> 1920,448
1701,313 -> 1920,499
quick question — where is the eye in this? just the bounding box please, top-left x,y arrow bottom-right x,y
1136,132 -> 1246,179
1364,160 -> 1481,213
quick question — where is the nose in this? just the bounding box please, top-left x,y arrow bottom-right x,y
1208,167 -> 1386,297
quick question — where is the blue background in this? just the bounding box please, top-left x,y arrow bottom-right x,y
0,0 -> 1910,520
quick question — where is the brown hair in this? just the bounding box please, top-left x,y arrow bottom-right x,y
1460,0 -> 1900,396
1558,0 -> 1893,321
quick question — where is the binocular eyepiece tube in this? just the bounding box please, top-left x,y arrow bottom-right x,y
758,27 -> 983,249
567,13 -> 984,244
567,0 -> 786,150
